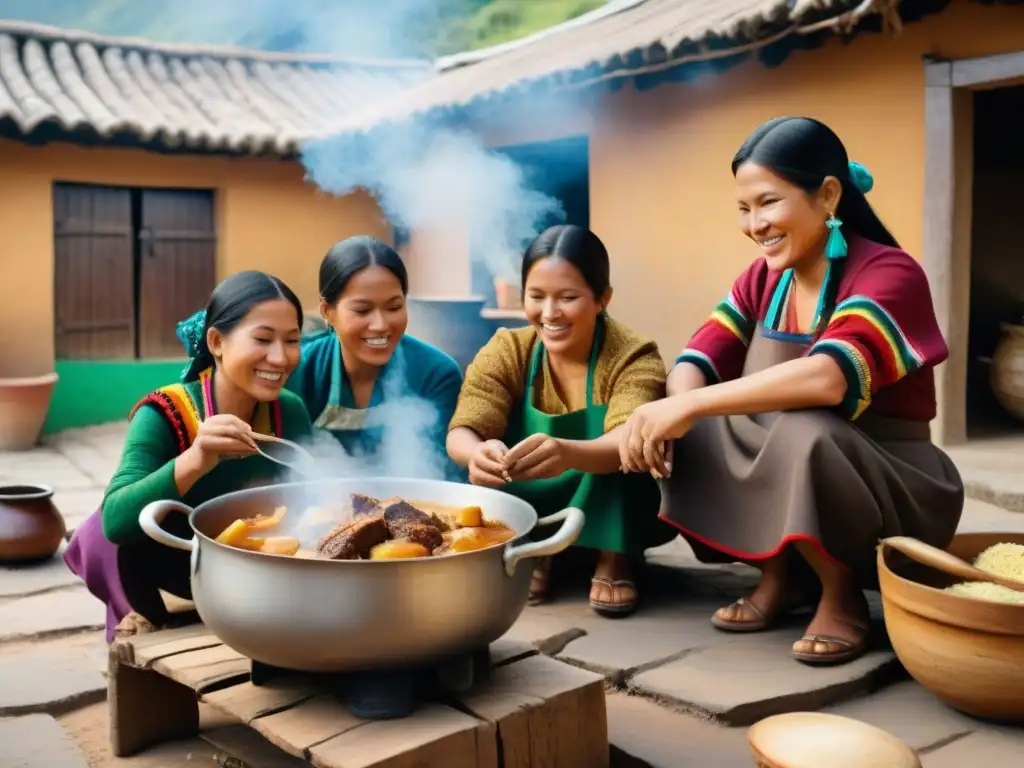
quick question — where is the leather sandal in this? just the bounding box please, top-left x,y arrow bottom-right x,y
792,620 -> 870,665
712,593 -> 807,633
528,557 -> 553,606
589,577 -> 638,618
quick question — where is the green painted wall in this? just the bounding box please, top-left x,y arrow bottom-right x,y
44,359 -> 187,434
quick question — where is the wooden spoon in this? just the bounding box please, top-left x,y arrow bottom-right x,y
251,432 -> 317,473
882,536 -> 1024,594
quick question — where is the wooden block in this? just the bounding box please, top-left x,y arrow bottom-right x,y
152,644 -> 250,692
113,623 -> 220,667
309,703 -> 496,768
108,654 -> 199,757
202,723 -> 311,768
488,638 -> 537,668
202,679 -> 318,724
456,654 -> 609,768
251,695 -> 365,758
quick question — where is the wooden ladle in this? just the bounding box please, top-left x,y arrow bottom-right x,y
882,536 -> 1024,594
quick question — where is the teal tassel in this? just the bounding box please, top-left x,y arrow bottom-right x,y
825,215 -> 847,260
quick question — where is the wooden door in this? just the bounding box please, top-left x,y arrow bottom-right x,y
138,190 -> 216,358
53,184 -> 135,359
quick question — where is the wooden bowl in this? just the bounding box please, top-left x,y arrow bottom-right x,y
878,531 -> 1024,721
748,712 -> 919,767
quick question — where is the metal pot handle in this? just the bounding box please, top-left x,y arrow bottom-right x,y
139,500 -> 195,552
503,507 -> 585,577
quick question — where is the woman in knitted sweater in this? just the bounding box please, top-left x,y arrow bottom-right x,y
447,225 -> 674,616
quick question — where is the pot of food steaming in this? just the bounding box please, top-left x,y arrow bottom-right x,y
138,477 -> 584,672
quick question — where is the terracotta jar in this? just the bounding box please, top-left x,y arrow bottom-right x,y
991,323 -> 1024,421
0,484 -> 66,562
0,372 -> 59,450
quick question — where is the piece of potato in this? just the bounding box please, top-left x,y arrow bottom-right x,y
215,519 -> 253,547
235,537 -> 265,551
369,540 -> 430,560
444,526 -> 515,553
452,506 -> 483,528
260,536 -> 300,556
245,505 -> 287,531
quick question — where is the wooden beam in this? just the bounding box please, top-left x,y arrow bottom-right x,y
951,50 -> 1024,89
922,62 -> 959,446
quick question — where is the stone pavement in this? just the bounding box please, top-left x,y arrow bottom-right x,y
0,422 -> 1022,767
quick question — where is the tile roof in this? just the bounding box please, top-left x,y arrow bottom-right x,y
0,19 -> 431,155
325,0 -> 904,135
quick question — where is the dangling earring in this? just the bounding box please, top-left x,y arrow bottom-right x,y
825,212 -> 847,260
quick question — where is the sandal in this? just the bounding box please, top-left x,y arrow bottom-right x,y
792,619 -> 870,665
528,557 -> 553,606
589,577 -> 638,618
711,593 -> 807,633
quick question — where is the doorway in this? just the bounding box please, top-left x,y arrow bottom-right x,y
53,183 -> 217,360
966,85 -> 1024,438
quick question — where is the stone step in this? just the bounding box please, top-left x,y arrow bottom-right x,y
0,642 -> 107,717
0,713 -> 90,767
0,586 -> 105,643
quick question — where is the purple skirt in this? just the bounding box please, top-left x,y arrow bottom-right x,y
65,510 -> 192,642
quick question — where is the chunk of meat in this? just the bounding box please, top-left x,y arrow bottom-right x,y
383,500 -> 444,552
351,494 -> 380,517
370,540 -> 430,560
316,514 -> 389,560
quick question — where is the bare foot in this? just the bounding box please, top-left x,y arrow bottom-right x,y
590,551 -> 637,616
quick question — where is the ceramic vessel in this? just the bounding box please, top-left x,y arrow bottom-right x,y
0,372 -> 59,450
0,484 -> 66,562
748,712 -> 919,768
878,531 -> 1024,721
493,277 -> 522,311
991,323 -> 1024,421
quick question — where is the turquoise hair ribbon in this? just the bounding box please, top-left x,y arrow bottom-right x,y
175,310 -> 208,383
848,161 -> 874,194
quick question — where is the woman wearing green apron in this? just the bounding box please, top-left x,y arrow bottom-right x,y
447,225 -> 674,616
286,236 -> 463,478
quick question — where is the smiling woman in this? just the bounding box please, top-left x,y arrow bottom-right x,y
619,117 -> 964,666
285,236 -> 463,469
446,225 -> 675,617
63,271 -> 314,642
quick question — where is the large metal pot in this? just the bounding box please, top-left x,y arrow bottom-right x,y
139,477 -> 583,672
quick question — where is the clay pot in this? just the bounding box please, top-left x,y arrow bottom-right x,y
493,277 -> 522,311
878,532 -> 1024,721
0,484 -> 66,562
991,323 -> 1024,421
748,712 -> 919,767
0,373 -> 59,450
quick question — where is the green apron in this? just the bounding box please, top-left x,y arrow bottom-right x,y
312,338 -> 401,456
501,320 -> 674,556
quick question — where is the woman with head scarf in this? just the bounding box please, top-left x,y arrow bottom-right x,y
64,271 -> 313,640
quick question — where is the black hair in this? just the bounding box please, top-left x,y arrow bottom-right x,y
191,271 -> 303,377
521,225 -> 611,299
732,117 -> 898,333
319,235 -> 409,305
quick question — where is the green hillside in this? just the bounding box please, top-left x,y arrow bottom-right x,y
0,0 -> 606,57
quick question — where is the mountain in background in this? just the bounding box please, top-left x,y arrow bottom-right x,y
0,0 -> 605,58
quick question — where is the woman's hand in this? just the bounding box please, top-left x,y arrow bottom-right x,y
503,433 -> 569,481
467,439 -> 510,488
182,415 -> 258,476
619,396 -> 696,474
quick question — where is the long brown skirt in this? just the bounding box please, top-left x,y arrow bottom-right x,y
659,332 -> 964,589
